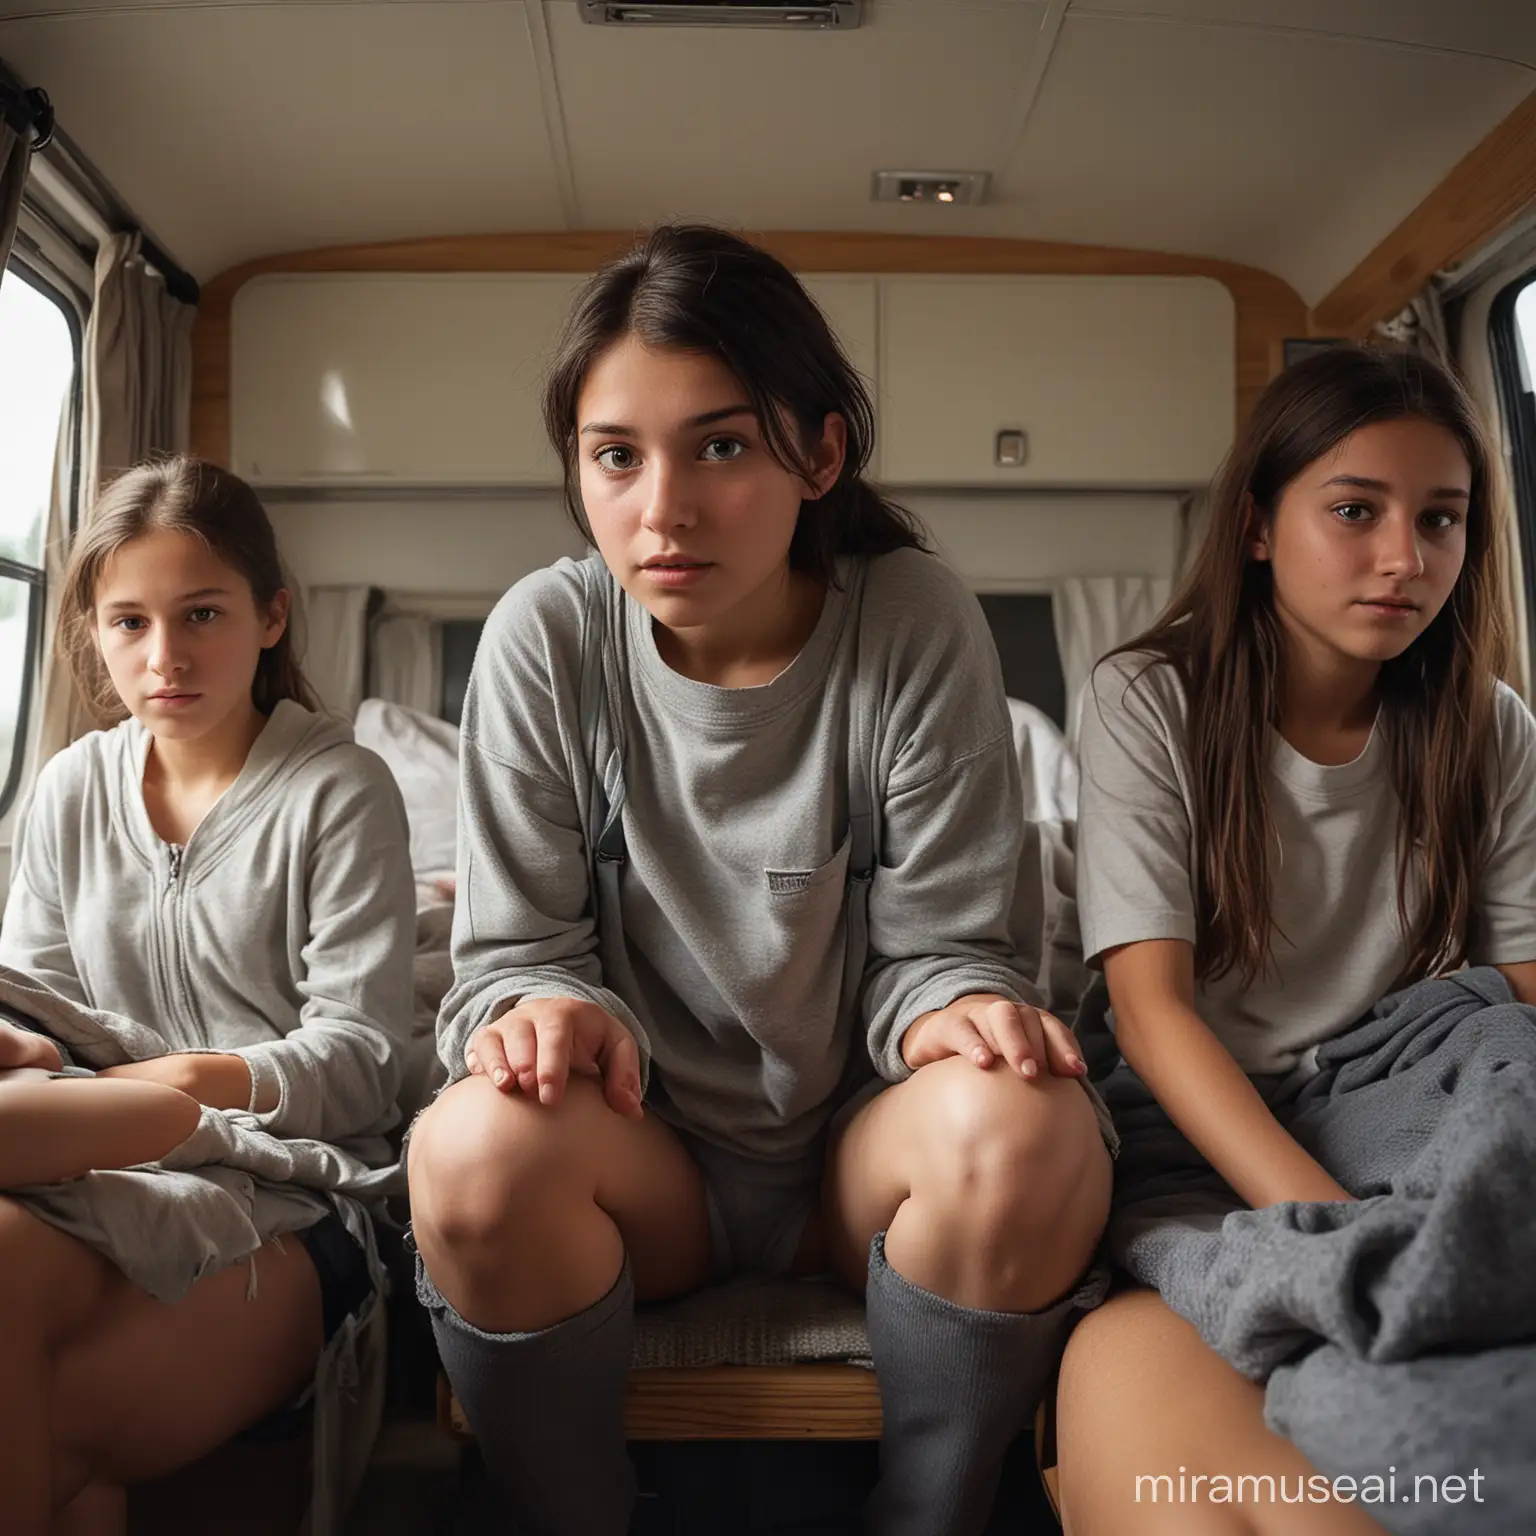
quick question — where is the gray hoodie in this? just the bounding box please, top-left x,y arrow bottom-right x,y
1,700 -> 417,1165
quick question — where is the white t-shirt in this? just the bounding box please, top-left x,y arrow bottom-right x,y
1076,652 -> 1536,1074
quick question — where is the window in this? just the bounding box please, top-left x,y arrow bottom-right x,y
0,261 -> 78,813
1491,269 -> 1536,682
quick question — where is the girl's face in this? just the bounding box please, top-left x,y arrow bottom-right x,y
94,528 -> 289,743
575,334 -> 844,634
1252,417 -> 1472,670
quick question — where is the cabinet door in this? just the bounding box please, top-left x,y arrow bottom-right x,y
879,276 -> 1235,487
231,273 -> 589,485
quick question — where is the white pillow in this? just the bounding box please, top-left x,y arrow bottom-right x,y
354,698 -> 459,879
1006,697 -> 1080,824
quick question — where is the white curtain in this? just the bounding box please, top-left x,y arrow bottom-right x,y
300,585 -> 371,720
1053,574 -> 1171,746
368,614 -> 441,716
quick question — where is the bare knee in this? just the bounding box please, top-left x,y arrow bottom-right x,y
914,1061 -> 1110,1264
408,1075 -> 590,1253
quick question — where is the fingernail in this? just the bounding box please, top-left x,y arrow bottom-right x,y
492,1068 -> 508,1087
540,1082 -> 555,1104
1022,1060 -> 1038,1078
1067,1054 -> 1084,1072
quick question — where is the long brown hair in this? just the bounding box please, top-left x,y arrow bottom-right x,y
542,223 -> 929,585
59,455 -> 318,725
1109,345 -> 1510,986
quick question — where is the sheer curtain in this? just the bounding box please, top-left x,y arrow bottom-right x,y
1052,574 -> 1171,746
300,585 -> 372,719
368,614 -> 441,717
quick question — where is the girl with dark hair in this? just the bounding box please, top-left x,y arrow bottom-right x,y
0,456 -> 416,1536
1052,345 -> 1536,1533
408,224 -> 1115,1536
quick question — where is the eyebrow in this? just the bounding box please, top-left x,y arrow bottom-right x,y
102,587 -> 232,613
1322,474 -> 1469,500
579,404 -> 757,437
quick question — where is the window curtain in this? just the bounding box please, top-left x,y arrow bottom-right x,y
299,585 -> 372,720
1052,574 -> 1171,747
1380,279 -> 1533,702
37,231 -> 197,755
79,231 -> 194,503
368,614 -> 441,717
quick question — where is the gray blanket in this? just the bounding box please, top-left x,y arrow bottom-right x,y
0,963 -> 396,1304
1101,969 -> 1536,1534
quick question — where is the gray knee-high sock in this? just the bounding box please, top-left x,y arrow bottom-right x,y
422,1257 -> 636,1536
863,1232 -> 1109,1536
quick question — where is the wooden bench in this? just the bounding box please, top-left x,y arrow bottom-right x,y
439,1363 -> 883,1442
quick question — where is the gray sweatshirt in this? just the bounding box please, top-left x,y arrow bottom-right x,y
0,700 -> 418,1163
439,548 -> 1039,1161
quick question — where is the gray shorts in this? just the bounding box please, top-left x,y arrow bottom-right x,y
673,1074 -> 1119,1280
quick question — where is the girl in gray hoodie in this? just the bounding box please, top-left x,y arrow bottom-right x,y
0,458 -> 415,1536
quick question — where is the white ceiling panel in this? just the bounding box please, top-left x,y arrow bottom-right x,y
1073,1 -> 1536,68
549,0 -> 1051,231
0,4 -> 566,279
996,13 -> 1534,303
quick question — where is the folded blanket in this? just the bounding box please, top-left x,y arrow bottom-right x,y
0,963 -> 394,1303
1102,969 -> 1536,1533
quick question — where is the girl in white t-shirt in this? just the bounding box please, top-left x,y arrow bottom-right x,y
1053,344 -> 1536,1535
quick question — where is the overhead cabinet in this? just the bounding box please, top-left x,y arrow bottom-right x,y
878,276 -> 1235,488
229,270 -> 1233,490
231,273 -> 591,486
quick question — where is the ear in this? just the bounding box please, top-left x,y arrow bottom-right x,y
262,588 -> 292,649
1245,494 -> 1274,563
803,412 -> 848,500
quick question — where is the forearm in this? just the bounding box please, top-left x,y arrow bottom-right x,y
99,1052 -> 257,1110
0,1074 -> 202,1186
1119,1005 -> 1351,1207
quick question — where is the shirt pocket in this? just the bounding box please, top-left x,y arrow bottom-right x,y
764,829 -> 852,900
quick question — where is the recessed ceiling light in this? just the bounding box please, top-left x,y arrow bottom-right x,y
872,171 -> 990,206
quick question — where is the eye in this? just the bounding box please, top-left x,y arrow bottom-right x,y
594,444 -> 638,473
700,436 -> 746,463
1421,509 -> 1463,531
112,615 -> 147,633
1332,501 -> 1374,524
188,607 -> 220,624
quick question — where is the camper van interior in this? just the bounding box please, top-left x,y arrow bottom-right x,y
1,2 -> 1534,1534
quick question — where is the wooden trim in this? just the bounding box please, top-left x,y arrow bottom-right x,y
1311,89 -> 1536,339
190,231 -> 1305,466
439,1365 -> 883,1443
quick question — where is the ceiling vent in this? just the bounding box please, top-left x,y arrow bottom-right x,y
581,0 -> 861,27
872,171 -> 991,206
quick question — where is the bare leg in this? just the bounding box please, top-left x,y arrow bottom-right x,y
0,1076 -> 202,1189
50,1482 -> 124,1536
1056,1289 -> 1389,1535
824,1060 -> 1112,1536
823,1058 -> 1110,1308
408,1076 -> 715,1536
408,1073 -> 712,1331
0,1194 -> 322,1536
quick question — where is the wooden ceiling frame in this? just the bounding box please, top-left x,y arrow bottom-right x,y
1311,88 -> 1536,340
190,231 -> 1307,468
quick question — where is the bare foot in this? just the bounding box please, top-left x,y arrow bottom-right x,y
0,1021 -> 63,1072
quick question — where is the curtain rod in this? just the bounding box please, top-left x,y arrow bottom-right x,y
0,60 -> 200,307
